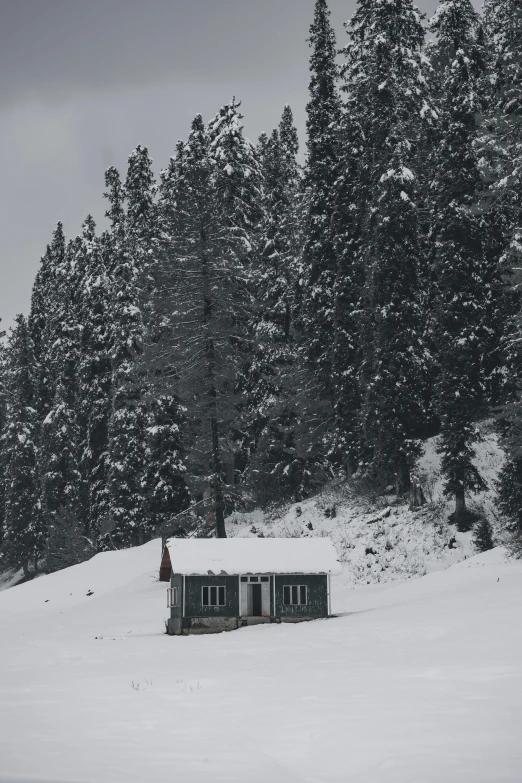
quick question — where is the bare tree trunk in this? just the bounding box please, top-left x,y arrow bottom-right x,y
454,486 -> 467,530
210,413 -> 226,538
409,473 -> 426,510
396,456 -> 410,496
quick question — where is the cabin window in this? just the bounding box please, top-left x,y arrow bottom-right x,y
167,587 -> 179,608
202,585 -> 226,607
283,585 -> 308,606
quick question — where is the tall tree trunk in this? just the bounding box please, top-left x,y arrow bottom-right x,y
454,486 -> 467,531
201,236 -> 227,539
209,411 -> 226,538
396,456 -> 410,496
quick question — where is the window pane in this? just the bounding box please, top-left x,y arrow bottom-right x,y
250,576 -> 258,582
300,585 -> 307,605
291,586 -> 298,605
218,586 -> 225,606
283,586 -> 291,605
241,577 -> 248,582
260,576 -> 269,582
202,586 -> 209,606
210,586 -> 217,606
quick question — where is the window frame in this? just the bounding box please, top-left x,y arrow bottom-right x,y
167,587 -> 179,608
283,584 -> 308,606
201,585 -> 226,607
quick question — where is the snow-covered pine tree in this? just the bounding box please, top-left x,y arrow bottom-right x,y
342,0 -> 435,492
144,395 -> 189,534
152,109 -> 262,536
208,98 -> 264,269
428,0 -> 490,530
28,222 -> 65,422
472,513 -> 495,553
40,379 -> 86,571
208,99 -> 264,507
77,228 -> 114,539
40,221 -> 84,536
479,0 -> 522,398
483,0 -> 522,554
301,0 -> 342,395
331,84 -> 366,476
105,152 -> 154,548
248,108 -> 322,504
2,315 -> 44,577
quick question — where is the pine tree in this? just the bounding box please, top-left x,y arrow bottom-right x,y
301,0 -> 342,394
28,222 -> 66,421
77,229 -> 114,538
472,513 -> 495,553
144,395 -> 190,534
497,445 -> 522,556
44,507 -> 92,573
41,378 -> 80,514
248,108 -> 320,503
151,109 -> 263,536
331,96 -> 365,475
428,0 -> 489,530
106,152 -> 155,548
342,0 -> 435,492
2,316 -> 44,577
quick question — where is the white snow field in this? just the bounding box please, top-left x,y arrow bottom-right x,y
0,540 -> 521,783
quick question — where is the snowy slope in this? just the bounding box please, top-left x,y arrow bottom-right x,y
0,539 -> 521,783
227,426 -> 505,585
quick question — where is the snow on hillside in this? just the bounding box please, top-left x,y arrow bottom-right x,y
0,540 -> 521,782
227,427 -> 505,586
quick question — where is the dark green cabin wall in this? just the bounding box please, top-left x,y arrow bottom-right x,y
170,573 -> 183,621
184,575 -> 240,618
169,573 -> 329,618
274,574 -> 328,617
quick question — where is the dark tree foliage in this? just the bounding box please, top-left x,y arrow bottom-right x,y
2,316 -> 44,576
429,0 -> 490,529
342,0 -> 435,492
78,230 -> 114,538
106,150 -> 155,548
301,0 -> 342,393
472,513 -> 495,552
29,222 -> 66,421
144,395 -> 190,533
246,107 -> 307,503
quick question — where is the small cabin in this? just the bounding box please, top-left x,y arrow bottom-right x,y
160,537 -> 341,635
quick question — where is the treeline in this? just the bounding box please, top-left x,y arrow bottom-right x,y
1,0 -> 522,576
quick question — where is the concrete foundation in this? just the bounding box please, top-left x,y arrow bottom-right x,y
168,615 -> 325,635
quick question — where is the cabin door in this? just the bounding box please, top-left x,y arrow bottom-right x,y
240,576 -> 271,617
250,584 -> 262,617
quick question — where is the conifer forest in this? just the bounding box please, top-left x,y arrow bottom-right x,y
2,0 -> 522,578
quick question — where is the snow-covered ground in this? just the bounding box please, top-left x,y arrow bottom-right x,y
1,539 -> 521,783
227,426 -> 505,585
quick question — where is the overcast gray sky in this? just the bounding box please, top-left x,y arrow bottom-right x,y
0,0 -> 467,331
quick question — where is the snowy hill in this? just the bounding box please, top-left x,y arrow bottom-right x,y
227,426 -> 505,585
1,539 -> 521,783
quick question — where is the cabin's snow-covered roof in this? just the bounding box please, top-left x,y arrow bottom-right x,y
165,537 -> 341,576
